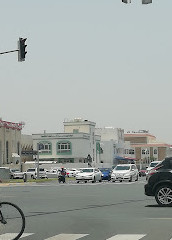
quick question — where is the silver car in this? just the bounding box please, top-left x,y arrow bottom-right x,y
111,164 -> 139,182
10,169 -> 24,179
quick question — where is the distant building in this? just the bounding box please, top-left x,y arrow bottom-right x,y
0,119 -> 24,166
95,127 -> 125,166
32,118 -> 101,166
21,134 -> 33,163
124,130 -> 172,165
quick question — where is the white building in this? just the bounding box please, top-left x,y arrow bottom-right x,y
95,127 -> 125,166
32,118 -> 101,166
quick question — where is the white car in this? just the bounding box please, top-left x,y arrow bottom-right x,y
25,168 -> 48,179
10,169 -> 24,179
111,164 -> 139,182
76,168 -> 102,183
66,168 -> 80,177
46,169 -> 59,178
145,161 -> 162,180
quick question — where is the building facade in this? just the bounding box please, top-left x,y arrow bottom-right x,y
95,127 -> 125,166
0,119 -> 23,166
32,118 -> 101,166
124,130 -> 172,166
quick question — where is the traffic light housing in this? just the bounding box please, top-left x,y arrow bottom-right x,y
18,38 -> 27,62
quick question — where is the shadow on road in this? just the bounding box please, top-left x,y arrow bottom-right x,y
145,204 -> 171,208
25,199 -> 148,218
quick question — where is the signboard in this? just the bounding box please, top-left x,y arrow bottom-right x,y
0,119 -> 24,130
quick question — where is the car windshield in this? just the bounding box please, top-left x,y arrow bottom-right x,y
150,162 -> 160,167
11,169 -> 20,172
39,168 -> 45,172
80,169 -> 93,173
115,166 -> 130,171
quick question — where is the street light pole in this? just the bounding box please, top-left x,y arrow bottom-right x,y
36,143 -> 40,179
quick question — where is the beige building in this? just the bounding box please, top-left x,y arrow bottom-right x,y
0,119 -> 33,168
124,130 -> 172,166
0,119 -> 23,166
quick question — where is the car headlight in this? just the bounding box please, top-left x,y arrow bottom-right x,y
102,174 -> 104,176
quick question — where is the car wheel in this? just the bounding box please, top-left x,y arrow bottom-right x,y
92,177 -> 96,183
129,176 -> 132,182
155,185 -> 172,207
135,175 -> 138,181
99,178 -> 102,182
119,180 -> 122,182
112,180 -> 116,182
77,181 -> 80,183
84,181 -> 87,183
31,175 -> 34,179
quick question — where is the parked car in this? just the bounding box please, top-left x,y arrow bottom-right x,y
111,164 -> 139,182
25,168 -> 47,179
76,168 -> 102,183
10,169 -> 24,179
139,167 -> 147,177
46,169 -> 59,178
99,168 -> 112,181
66,168 -> 80,178
144,157 -> 172,207
145,161 -> 162,180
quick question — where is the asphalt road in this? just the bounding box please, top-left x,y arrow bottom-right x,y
0,178 -> 171,240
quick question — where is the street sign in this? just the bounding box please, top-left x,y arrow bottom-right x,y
21,150 -> 38,155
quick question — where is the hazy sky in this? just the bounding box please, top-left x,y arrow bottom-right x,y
1,0 -> 172,143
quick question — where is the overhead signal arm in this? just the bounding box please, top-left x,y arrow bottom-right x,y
122,0 -> 152,4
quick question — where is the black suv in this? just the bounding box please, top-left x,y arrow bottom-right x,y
144,157 -> 172,207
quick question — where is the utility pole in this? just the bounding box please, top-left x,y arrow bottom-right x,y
36,143 -> 40,179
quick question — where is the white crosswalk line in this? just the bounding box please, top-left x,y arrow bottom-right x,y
0,233 -> 33,239
106,234 -> 146,240
44,233 -> 88,240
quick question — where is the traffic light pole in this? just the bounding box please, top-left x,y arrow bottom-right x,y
36,143 -> 40,180
0,49 -> 18,55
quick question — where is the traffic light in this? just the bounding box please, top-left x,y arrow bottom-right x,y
122,0 -> 152,3
18,37 -> 27,62
142,0 -> 152,3
122,0 -> 131,3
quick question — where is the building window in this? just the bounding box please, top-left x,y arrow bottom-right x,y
154,149 -> 158,155
57,141 -> 72,154
142,149 -> 149,155
38,142 -> 52,154
73,129 -> 79,133
129,149 -> 135,155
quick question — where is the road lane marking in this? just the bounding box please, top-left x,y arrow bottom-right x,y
0,233 -> 33,239
44,233 -> 88,240
106,234 -> 146,240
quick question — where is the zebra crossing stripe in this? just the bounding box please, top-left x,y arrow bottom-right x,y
44,233 -> 88,240
0,233 -> 33,239
106,234 -> 146,240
